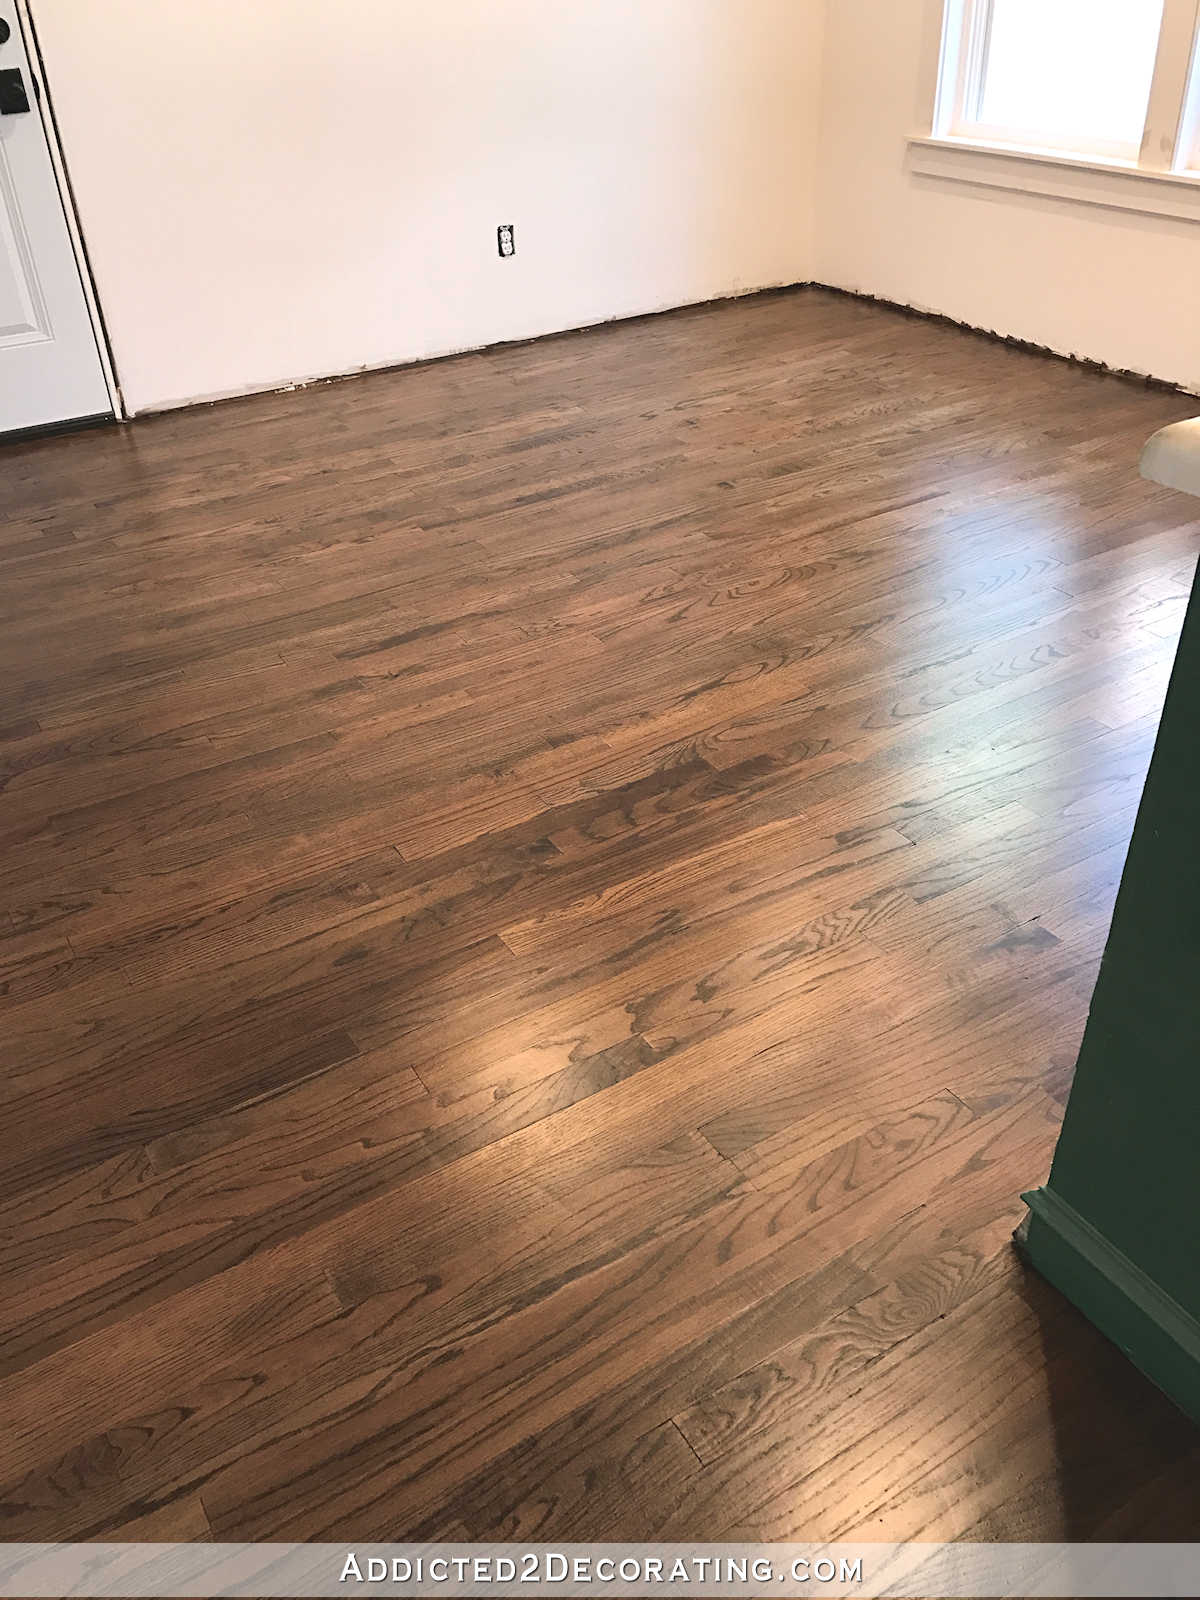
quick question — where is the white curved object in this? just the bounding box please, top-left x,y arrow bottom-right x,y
1140,418 -> 1200,498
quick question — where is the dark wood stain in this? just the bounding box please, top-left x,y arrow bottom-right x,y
0,287 -> 1197,1542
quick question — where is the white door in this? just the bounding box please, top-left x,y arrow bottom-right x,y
0,1 -> 110,433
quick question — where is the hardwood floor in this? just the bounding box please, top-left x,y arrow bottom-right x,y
1,287 -> 1198,1545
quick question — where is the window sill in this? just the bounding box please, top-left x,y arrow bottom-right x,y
908,135 -> 1200,223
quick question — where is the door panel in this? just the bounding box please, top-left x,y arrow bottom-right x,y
0,138 -> 51,342
0,2 -> 110,433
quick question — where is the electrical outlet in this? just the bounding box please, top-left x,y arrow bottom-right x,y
497,224 -> 515,259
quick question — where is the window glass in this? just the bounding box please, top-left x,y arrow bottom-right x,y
1180,41 -> 1200,170
977,0 -> 1164,153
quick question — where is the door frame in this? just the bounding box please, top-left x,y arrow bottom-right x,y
12,0 -> 124,419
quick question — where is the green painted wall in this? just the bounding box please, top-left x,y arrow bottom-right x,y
1019,564 -> 1200,1419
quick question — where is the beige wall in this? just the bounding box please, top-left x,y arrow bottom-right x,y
31,0 -> 1200,413
31,0 -> 825,414
815,0 -> 1200,394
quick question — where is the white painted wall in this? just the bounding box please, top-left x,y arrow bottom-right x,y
30,0 -> 825,415
814,0 -> 1200,394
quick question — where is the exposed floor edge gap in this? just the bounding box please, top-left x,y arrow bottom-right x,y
126,281 -> 818,420
121,277 -> 1198,422
808,281 -> 1197,398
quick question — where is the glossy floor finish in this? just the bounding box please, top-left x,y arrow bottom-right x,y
2,289 -> 1199,1544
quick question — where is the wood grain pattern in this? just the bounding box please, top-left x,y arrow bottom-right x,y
1,287 -> 1198,1543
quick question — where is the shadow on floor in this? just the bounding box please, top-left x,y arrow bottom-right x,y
967,1256 -> 1200,1540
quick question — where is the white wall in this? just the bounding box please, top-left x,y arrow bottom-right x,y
30,0 -> 825,415
815,0 -> 1200,394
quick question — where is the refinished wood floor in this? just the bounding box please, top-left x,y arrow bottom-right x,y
2,289 -> 1199,1544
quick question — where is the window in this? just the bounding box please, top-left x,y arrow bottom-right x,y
967,0 -> 1163,158
933,0 -> 1200,172
1181,27 -> 1200,169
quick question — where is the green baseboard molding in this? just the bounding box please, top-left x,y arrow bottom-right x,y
1016,1186 -> 1200,1425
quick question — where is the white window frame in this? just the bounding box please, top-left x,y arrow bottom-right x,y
911,0 -> 1200,220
